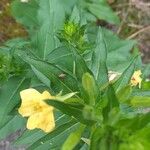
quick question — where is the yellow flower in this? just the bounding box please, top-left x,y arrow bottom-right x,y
130,70 -> 142,88
18,89 -> 55,133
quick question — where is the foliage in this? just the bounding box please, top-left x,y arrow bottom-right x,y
0,0 -> 149,150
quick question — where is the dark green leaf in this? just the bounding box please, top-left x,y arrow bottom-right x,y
62,124 -> 85,150
116,85 -> 132,103
47,46 -> 74,72
82,73 -> 99,105
31,0 -> 65,59
90,126 -> 105,150
113,56 -> 138,92
19,52 -> 78,93
14,112 -> 71,146
85,27 -> 136,72
46,100 -> 95,125
86,1 -> 120,24
0,115 -> 25,140
27,120 -> 78,150
91,27 -> 109,87
102,85 -> 119,121
130,96 -> 150,107
71,46 -> 92,82
0,77 -> 30,127
11,0 -> 39,28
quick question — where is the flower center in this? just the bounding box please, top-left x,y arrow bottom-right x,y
33,103 -> 43,112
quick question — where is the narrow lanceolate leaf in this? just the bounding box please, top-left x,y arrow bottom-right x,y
113,56 -> 138,92
91,27 -> 109,87
130,96 -> 150,107
31,66 -> 50,88
46,100 -> 95,125
0,115 -> 25,140
13,113 -> 71,146
102,85 -> 119,121
90,127 -> 105,150
70,46 -> 91,82
82,73 -> 99,105
0,77 -> 30,127
70,6 -> 80,24
31,0 -> 65,59
132,90 -> 150,97
116,85 -> 132,103
27,120 -> 78,150
62,124 -> 85,150
19,52 -> 78,93
85,27 -> 136,72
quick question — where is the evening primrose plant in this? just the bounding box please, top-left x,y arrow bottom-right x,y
0,0 -> 150,150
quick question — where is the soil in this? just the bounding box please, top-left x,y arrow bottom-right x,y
0,0 -> 27,43
0,131 -> 25,150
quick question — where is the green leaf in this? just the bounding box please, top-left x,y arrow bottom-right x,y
46,100 -> 95,125
12,0 -> 66,59
85,27 -> 136,72
82,73 -> 99,105
0,38 -> 28,84
56,92 -> 78,101
90,126 -> 105,150
91,27 -> 109,87
102,85 -> 119,121
0,115 -> 25,140
86,1 -> 120,24
71,46 -> 91,82
19,52 -> 78,93
116,85 -> 132,103
69,5 -> 88,26
60,0 -> 77,14
142,64 -> 150,79
130,96 -> 150,107
31,65 -> 50,88
0,77 -> 30,127
1,38 -> 29,49
47,46 -> 74,72
70,6 -> 81,24
14,112 -> 71,146
141,81 -> 150,90
31,0 -> 65,59
11,0 -> 39,28
27,119 -> 78,150
113,56 -> 138,91
62,124 -> 85,150
132,90 -> 150,97
118,113 -> 150,131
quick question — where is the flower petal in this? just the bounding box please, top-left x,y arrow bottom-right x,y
42,91 -> 55,100
20,88 -> 42,102
18,100 -> 42,117
19,89 -> 54,117
27,110 -> 55,133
